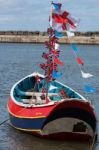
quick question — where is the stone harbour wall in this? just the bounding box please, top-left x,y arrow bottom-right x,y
0,31 -> 99,44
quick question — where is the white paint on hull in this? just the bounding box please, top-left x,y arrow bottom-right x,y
42,118 -> 93,137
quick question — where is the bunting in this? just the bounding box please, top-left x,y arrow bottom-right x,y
40,2 -> 96,95
55,30 -> 64,38
71,43 -> 78,51
55,43 -> 59,50
81,70 -> 93,78
76,57 -> 84,65
66,31 -> 74,37
54,57 -> 64,65
52,70 -> 62,78
52,2 -> 62,11
84,85 -> 96,93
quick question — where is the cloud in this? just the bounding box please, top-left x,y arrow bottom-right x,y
0,0 -> 98,31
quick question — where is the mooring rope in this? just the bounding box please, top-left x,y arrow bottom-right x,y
0,104 -> 30,127
0,118 -> 9,126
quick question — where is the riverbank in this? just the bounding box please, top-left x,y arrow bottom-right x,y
0,31 -> 99,44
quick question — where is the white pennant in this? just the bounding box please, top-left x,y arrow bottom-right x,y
55,43 -> 59,50
66,31 -> 75,37
49,84 -> 58,91
81,70 -> 93,78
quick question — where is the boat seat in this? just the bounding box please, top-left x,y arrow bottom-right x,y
22,99 -> 35,104
22,94 -> 47,105
16,87 -> 58,97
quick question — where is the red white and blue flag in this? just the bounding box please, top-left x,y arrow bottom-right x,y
50,6 -> 79,32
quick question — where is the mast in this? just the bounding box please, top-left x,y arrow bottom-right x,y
40,2 -> 63,95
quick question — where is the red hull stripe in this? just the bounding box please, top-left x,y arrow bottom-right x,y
8,97 -> 96,119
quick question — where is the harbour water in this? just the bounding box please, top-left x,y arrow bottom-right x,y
0,43 -> 99,150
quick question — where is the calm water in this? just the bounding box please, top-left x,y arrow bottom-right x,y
0,43 -> 99,150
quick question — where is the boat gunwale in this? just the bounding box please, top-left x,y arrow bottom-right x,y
10,72 -> 88,108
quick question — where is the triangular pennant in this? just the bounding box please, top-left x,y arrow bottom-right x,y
71,43 -> 78,51
76,57 -> 84,65
54,57 -> 64,65
66,31 -> 74,37
52,70 -> 62,78
84,85 -> 96,93
81,70 -> 93,78
55,43 -> 59,50
52,2 -> 62,11
55,31 -> 64,38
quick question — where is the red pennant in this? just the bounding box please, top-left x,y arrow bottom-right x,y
76,57 -> 84,65
54,58 -> 64,65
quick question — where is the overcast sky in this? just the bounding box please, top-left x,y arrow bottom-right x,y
0,0 -> 98,31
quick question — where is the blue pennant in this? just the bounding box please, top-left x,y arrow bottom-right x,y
71,43 -> 78,51
84,85 -> 96,93
55,31 -> 64,38
52,3 -> 61,10
52,70 -> 62,78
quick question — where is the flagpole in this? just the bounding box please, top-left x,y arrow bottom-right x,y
45,1 -> 53,100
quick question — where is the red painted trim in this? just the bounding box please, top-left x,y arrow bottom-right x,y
7,97 -> 56,118
7,97 -> 96,119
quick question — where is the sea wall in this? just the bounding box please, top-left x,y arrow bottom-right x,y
0,31 -> 99,44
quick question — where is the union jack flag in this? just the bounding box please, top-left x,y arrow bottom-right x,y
42,52 -> 49,59
47,28 -> 54,37
45,41 -> 54,49
40,63 -> 47,70
49,49 -> 60,57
